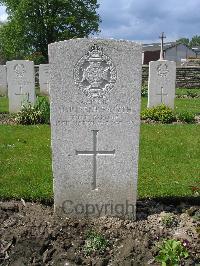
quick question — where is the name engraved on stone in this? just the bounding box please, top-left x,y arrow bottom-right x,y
74,44 -> 117,99
156,86 -> 168,103
14,64 -> 25,78
157,63 -> 169,77
76,130 -> 115,190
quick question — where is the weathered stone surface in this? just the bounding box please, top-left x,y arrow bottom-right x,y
0,65 -> 7,96
49,38 -> 142,219
39,64 -> 49,95
7,60 -> 36,113
148,60 -> 176,108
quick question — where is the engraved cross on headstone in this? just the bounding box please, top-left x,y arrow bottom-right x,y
76,130 -> 115,190
15,86 -> 30,105
159,32 -> 166,60
156,86 -> 168,103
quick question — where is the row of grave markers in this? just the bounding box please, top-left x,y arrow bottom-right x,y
0,38 -> 176,219
0,58 -> 175,113
0,62 -> 49,112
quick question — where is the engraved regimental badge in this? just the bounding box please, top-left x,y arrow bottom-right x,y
14,64 -> 25,78
74,44 -> 117,99
157,63 -> 169,77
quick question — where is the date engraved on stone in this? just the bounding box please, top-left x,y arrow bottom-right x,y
14,64 -> 25,78
74,44 -> 117,99
157,63 -> 169,77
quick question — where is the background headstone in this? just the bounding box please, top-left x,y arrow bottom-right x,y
49,38 -> 142,219
39,64 -> 49,95
0,65 -> 7,96
7,60 -> 36,113
148,60 -> 176,108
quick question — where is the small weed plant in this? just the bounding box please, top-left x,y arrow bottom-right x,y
141,105 -> 176,123
177,111 -> 195,123
161,213 -> 177,227
84,230 -> 109,255
193,210 -> 200,221
155,239 -> 189,266
16,97 -> 50,125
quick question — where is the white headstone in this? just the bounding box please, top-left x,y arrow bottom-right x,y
0,65 -> 7,96
39,64 -> 49,95
49,38 -> 142,219
7,60 -> 36,113
148,60 -> 176,108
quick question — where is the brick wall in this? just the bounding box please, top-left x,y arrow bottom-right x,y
142,65 -> 200,88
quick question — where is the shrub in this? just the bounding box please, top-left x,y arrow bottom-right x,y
141,105 -> 176,123
155,239 -> 189,265
177,111 -> 195,123
84,231 -> 109,255
25,52 -> 46,65
16,97 -> 50,125
15,104 -> 42,125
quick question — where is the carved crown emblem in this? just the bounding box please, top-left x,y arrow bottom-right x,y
157,63 -> 169,77
14,64 -> 25,78
74,44 -> 117,99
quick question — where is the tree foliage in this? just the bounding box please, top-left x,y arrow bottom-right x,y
177,35 -> 200,48
189,35 -> 200,47
176,37 -> 190,46
0,0 -> 101,62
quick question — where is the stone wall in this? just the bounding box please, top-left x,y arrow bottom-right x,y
142,65 -> 200,88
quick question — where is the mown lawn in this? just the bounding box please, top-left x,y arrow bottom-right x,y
0,96 -> 9,113
0,125 -> 52,200
0,124 -> 199,200
141,97 -> 200,114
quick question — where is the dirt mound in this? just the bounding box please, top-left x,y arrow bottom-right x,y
0,200 -> 199,265
0,114 -> 16,125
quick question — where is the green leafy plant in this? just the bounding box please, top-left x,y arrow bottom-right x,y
161,213 -> 177,227
35,97 -> 50,124
177,111 -> 195,123
84,231 -> 109,255
155,239 -> 189,266
193,210 -> 200,221
141,105 -> 176,123
141,85 -> 148,97
25,52 -> 46,65
15,104 -> 42,125
15,97 -> 50,125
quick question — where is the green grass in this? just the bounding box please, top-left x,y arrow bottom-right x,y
0,125 -> 53,200
141,97 -> 200,114
0,124 -> 199,200
0,96 -> 9,113
138,124 -> 200,198
176,87 -> 200,96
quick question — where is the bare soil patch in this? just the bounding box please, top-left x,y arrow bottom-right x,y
0,199 -> 199,265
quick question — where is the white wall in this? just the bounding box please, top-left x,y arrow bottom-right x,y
165,44 -> 196,62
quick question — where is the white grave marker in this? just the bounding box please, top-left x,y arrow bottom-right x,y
0,65 -> 7,96
148,60 -> 176,108
39,64 -> 49,95
49,38 -> 142,219
7,60 -> 36,113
